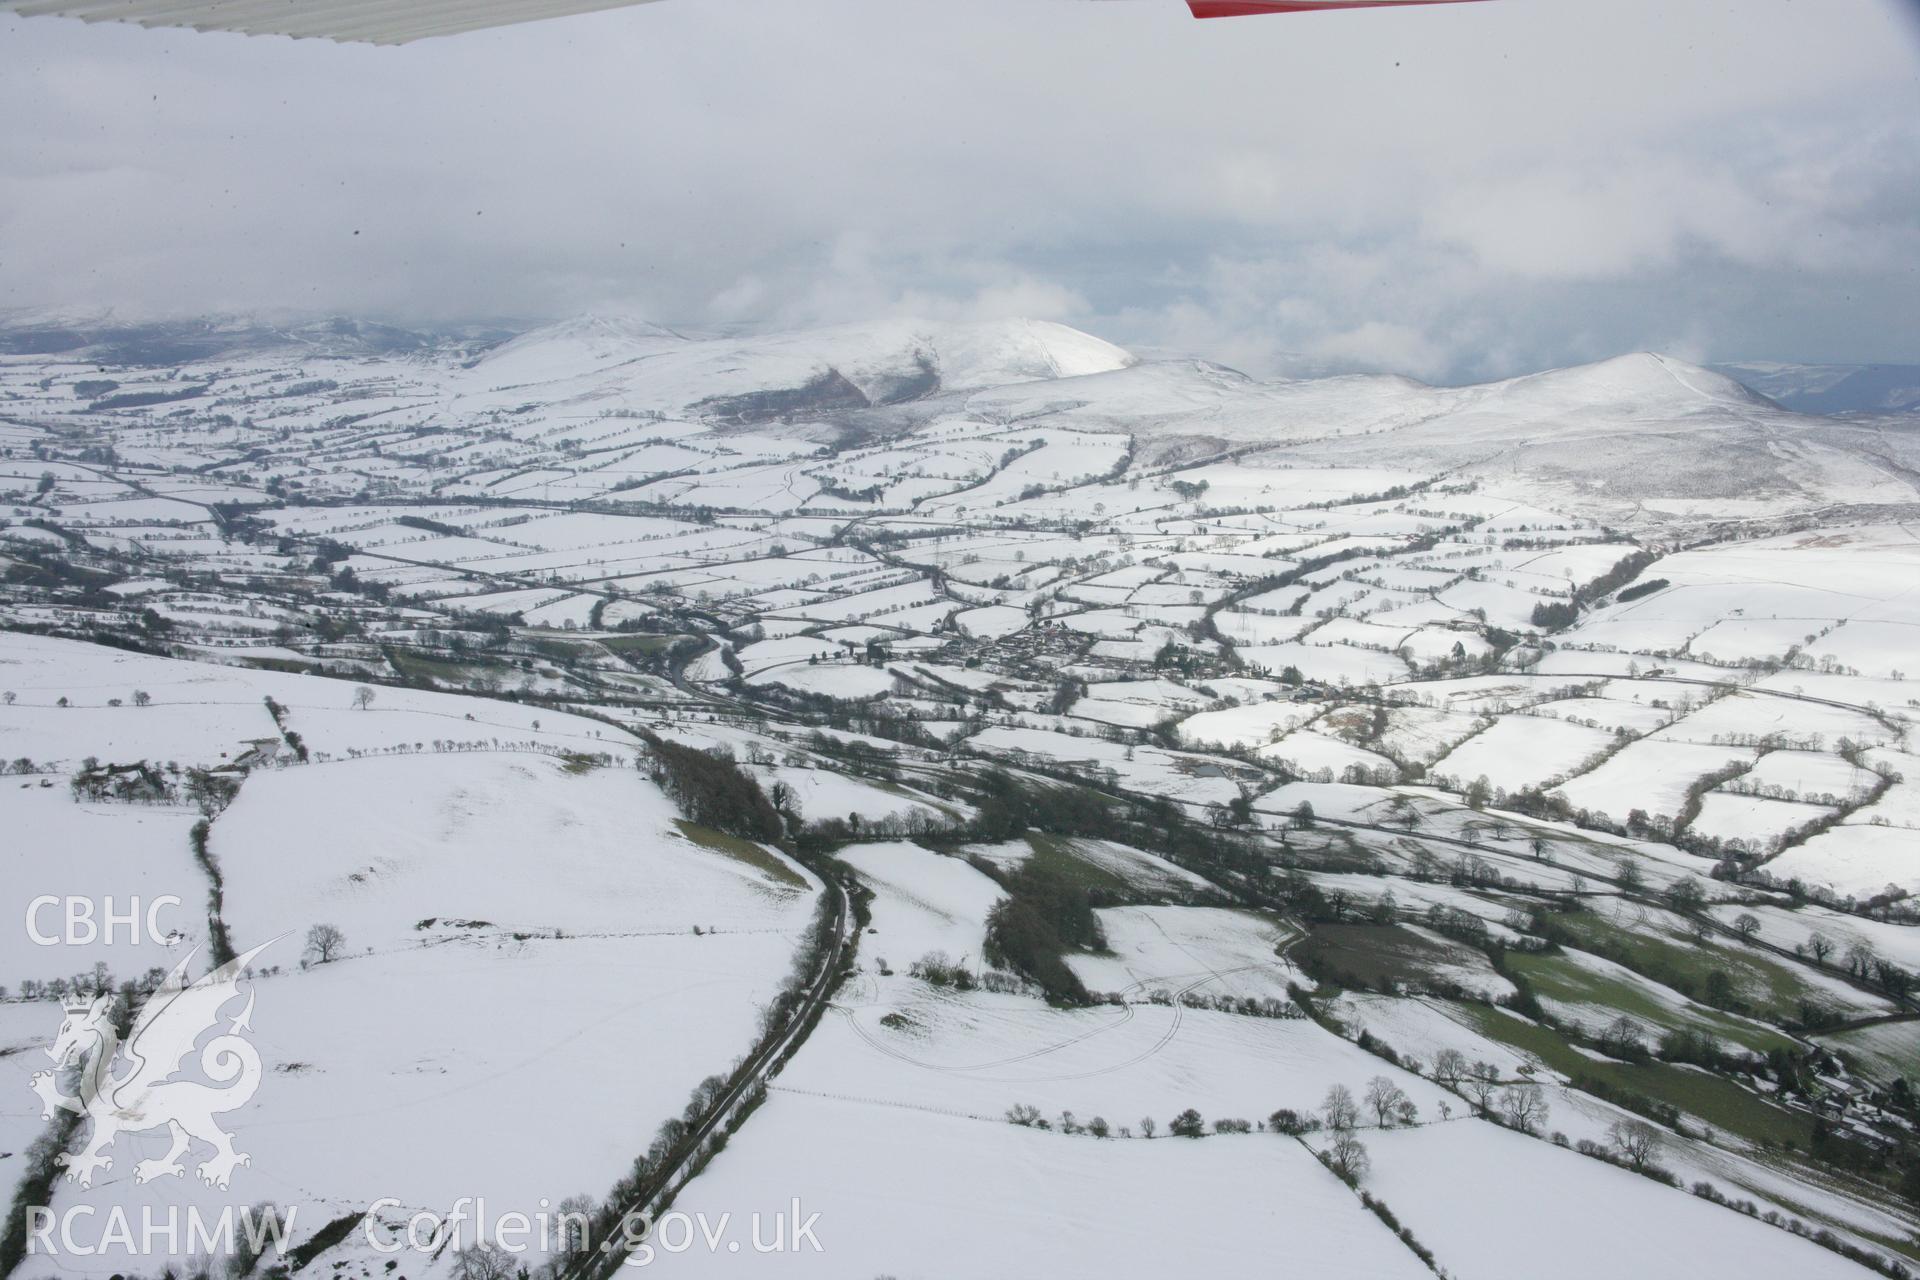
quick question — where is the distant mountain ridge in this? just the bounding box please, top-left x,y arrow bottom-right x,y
7,309 -> 1915,527
1715,362 -> 1920,415
0,312 -> 1137,424
7,309 -> 1910,419
0,312 -> 517,363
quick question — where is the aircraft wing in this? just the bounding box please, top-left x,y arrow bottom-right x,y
0,0 -> 1486,45
0,0 -> 669,43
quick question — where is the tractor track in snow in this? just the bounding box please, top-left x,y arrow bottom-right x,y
834,965 -> 1266,1084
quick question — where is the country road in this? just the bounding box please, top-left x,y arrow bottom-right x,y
571,870 -> 854,1279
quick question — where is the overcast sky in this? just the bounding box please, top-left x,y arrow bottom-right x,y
2,0 -> 1917,382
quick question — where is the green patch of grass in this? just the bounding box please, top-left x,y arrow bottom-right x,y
1297,921 -> 1481,992
1552,909 -> 1869,1026
1505,950 -> 1798,1057
1854,1226 -> 1920,1268
674,819 -> 808,890
1022,832 -> 1140,898
387,648 -> 503,686
1451,1001 -> 1812,1150
1813,1020 -> 1920,1086
386,648 -> 458,674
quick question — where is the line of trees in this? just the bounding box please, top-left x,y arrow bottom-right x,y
638,734 -> 782,842
980,860 -> 1104,1007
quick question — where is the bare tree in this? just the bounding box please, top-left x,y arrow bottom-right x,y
304,923 -> 347,965
769,779 -> 798,817
1322,1083 -> 1359,1132
453,1243 -> 515,1280
1431,1047 -> 1468,1088
1324,1130 -> 1371,1182
555,1195 -> 595,1256
1364,1076 -> 1409,1128
1845,943 -> 1879,980
1873,958 -> 1913,1001
131,690 -> 152,708
1608,1119 -> 1661,1172
1599,1015 -> 1646,1059
1464,1062 -> 1501,1115
226,1204 -> 285,1280
1806,932 -> 1835,964
1666,877 -> 1706,915
352,685 -> 376,711
1499,1084 -> 1549,1134
1731,912 -> 1760,940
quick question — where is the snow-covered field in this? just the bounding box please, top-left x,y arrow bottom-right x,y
1766,824 -> 1916,901
1432,714 -> 1613,794
1,641 -> 823,1278
1068,906 -> 1296,1001
789,976 -> 1453,1137
838,842 -> 1002,970
1552,740 -> 1758,826
212,752 -> 814,949
1360,1120 -> 1878,1280
35,928 -> 815,1278
660,1092 -> 1429,1279
1327,993 -> 1533,1077
1175,698 -> 1322,750
0,785 -> 205,983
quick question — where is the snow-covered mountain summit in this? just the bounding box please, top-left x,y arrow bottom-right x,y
460,315 -> 1135,420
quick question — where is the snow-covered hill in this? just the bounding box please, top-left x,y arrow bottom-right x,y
460,315 -> 1135,421
953,350 -> 1920,526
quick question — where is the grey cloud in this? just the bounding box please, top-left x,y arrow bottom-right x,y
1,0 -> 1916,381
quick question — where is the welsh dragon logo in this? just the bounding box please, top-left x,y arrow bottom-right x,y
30,940 -> 276,1191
